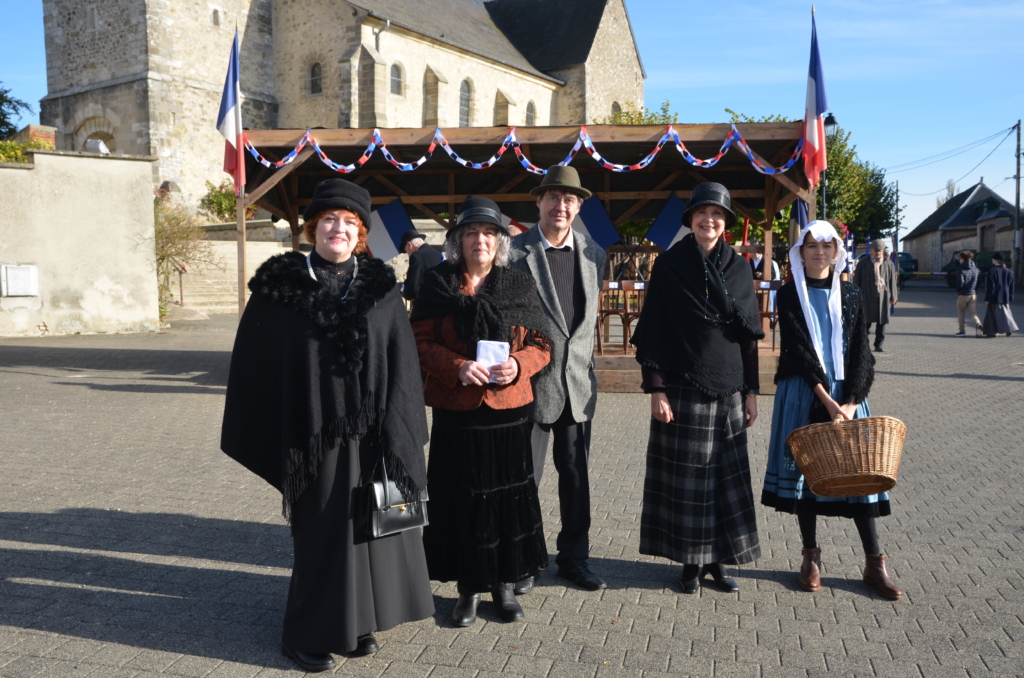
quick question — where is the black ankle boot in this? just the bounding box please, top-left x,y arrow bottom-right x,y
492,583 -> 525,622
452,588 -> 481,627
700,563 -> 739,592
679,564 -> 700,594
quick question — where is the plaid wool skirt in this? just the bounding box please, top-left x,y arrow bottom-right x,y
639,385 -> 761,566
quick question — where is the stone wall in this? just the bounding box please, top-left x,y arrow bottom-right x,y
583,0 -> 645,123
41,0 -> 278,207
903,231 -> 941,274
370,22 -> 559,128
0,151 -> 160,336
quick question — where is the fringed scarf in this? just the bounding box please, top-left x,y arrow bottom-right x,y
631,234 -> 764,397
410,260 -> 554,359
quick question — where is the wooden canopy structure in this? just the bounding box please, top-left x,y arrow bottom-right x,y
235,122 -> 817,311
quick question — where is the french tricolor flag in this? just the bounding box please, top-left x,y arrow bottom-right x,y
216,30 -> 245,197
802,14 -> 830,188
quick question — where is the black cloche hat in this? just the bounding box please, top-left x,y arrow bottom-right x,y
680,182 -> 736,228
302,178 -> 373,227
448,196 -> 508,242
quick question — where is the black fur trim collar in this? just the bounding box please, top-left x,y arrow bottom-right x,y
248,251 -> 397,376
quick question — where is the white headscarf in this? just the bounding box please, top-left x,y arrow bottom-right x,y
787,220 -> 848,381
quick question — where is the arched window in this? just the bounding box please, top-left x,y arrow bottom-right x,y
525,101 -> 536,127
611,101 -> 621,119
211,9 -> 221,27
308,63 -> 323,95
459,80 -> 472,127
390,64 -> 403,95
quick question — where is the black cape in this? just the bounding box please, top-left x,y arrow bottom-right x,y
631,234 -> 764,397
220,251 -> 429,520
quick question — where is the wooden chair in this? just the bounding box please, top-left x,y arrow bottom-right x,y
622,280 -> 648,348
595,280 -> 629,355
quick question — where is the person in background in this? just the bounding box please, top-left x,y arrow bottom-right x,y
630,182 -> 764,595
761,220 -> 901,601
221,179 -> 434,672
401,229 -> 444,301
981,252 -> 1018,337
508,166 -> 608,594
953,250 -> 982,337
852,240 -> 898,352
412,197 -> 552,627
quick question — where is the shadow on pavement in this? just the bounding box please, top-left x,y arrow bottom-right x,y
0,346 -> 230,391
0,508 -> 450,665
0,508 -> 290,568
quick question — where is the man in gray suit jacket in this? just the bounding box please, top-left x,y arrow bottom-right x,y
509,166 -> 607,592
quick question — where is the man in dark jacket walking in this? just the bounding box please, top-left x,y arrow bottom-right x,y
954,250 -> 981,336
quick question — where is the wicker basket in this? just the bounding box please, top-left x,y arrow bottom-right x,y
786,415 -> 907,498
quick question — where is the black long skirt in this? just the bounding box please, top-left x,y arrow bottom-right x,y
282,436 -> 434,654
423,405 -> 549,593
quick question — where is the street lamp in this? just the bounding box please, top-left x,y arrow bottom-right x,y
821,113 -> 838,220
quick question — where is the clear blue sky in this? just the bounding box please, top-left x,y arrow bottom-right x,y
3,0 -> 1022,239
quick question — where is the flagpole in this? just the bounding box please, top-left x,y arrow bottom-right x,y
235,191 -> 245,319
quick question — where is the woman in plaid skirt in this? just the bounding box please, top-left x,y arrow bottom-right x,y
630,182 -> 764,594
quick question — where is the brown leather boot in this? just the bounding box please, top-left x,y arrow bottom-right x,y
798,548 -> 821,592
863,554 -> 902,600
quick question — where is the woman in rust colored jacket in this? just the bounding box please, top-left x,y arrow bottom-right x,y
411,197 -> 553,628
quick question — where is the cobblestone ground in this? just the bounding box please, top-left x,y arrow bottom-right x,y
1,282 -> 1022,678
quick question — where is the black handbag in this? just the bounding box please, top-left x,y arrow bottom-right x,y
362,460 -> 429,538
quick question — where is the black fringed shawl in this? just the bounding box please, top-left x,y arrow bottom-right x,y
410,260 -> 554,358
774,279 -> 875,405
220,251 -> 428,521
630,234 -> 765,397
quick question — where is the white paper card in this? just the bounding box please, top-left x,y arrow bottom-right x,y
476,340 -> 511,383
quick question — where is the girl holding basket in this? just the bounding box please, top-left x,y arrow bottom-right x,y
761,221 -> 901,600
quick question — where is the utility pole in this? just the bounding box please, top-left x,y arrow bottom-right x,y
1015,120 -> 1021,277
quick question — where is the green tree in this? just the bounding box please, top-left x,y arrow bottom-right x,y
820,126 -> 901,241
199,180 -> 257,221
594,100 -> 678,125
724,109 -> 793,124
0,82 -> 33,139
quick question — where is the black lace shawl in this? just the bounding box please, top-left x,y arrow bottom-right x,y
630,234 -> 765,397
410,260 -> 554,358
774,280 -> 875,406
220,251 -> 428,522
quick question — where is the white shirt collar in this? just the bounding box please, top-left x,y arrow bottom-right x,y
539,226 -> 575,251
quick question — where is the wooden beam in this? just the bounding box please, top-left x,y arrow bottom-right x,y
684,167 -> 767,226
742,146 -> 815,205
494,172 -> 529,194
244,122 -> 803,148
244,147 -> 314,208
613,172 -> 682,226
448,173 -> 455,228
294,189 -> 769,207
255,198 -> 287,221
371,174 -> 450,229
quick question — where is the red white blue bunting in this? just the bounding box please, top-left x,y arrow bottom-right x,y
244,125 -> 803,177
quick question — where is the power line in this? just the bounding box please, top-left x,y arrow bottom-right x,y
885,126 -> 1014,174
899,126 -> 1016,197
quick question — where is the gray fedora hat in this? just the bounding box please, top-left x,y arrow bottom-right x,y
529,165 -> 592,200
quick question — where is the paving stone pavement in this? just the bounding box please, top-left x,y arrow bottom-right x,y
1,282 -> 1022,678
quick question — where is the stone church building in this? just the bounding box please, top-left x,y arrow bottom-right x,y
40,0 -> 646,205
